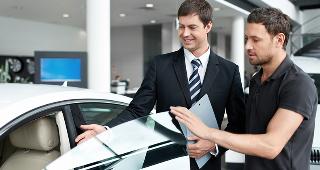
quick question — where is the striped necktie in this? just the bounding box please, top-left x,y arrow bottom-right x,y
189,59 -> 202,105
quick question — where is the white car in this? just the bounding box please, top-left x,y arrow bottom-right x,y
0,83 -> 189,170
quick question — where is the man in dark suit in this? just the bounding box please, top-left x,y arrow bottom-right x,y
76,0 -> 245,169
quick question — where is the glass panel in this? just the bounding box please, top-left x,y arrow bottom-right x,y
45,112 -> 187,170
79,103 -> 127,125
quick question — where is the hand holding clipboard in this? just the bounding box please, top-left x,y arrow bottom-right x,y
171,94 -> 219,168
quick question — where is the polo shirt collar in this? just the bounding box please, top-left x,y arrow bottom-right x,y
269,56 -> 293,80
253,56 -> 293,84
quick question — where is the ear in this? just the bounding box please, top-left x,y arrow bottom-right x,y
274,33 -> 286,48
205,21 -> 213,33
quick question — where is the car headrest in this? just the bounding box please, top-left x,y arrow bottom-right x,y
9,117 -> 59,151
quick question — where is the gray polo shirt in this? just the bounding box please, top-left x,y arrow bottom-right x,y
245,57 -> 318,170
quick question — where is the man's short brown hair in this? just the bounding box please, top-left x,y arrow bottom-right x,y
178,0 -> 213,26
247,7 -> 291,49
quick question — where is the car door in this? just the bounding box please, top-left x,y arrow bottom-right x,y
45,112 -> 189,170
0,98 -> 130,168
0,97 -> 134,168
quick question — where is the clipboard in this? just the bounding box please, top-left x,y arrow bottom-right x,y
178,94 -> 219,168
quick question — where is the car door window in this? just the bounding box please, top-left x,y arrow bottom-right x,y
45,112 -> 189,170
0,110 -> 64,170
79,103 -> 127,125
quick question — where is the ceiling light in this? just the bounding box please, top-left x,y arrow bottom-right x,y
150,20 -> 156,24
119,13 -> 126,17
145,3 -> 154,8
62,13 -> 70,18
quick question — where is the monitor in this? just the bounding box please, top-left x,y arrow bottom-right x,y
34,51 -> 87,88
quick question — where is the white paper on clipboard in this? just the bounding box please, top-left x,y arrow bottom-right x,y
178,94 -> 219,168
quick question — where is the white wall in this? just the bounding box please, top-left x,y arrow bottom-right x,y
0,16 -> 86,56
111,26 -> 143,89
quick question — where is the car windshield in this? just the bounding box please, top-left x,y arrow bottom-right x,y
45,112 -> 187,170
309,73 -> 320,104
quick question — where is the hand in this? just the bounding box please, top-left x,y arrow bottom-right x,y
75,124 -> 107,144
187,135 -> 216,159
170,106 -> 211,140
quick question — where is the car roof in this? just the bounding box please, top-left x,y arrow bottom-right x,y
292,56 -> 320,74
0,83 -> 132,128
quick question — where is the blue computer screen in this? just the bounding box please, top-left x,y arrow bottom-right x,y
40,58 -> 81,82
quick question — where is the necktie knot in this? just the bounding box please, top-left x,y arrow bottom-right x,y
191,59 -> 201,70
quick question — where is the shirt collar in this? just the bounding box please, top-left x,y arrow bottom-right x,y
184,47 -> 210,67
269,56 -> 293,80
253,56 -> 293,84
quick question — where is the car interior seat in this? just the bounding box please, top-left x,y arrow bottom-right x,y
0,117 -> 60,170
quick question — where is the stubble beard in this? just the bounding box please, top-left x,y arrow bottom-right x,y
250,54 -> 273,66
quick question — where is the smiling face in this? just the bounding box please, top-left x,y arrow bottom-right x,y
178,13 -> 212,56
245,23 -> 277,66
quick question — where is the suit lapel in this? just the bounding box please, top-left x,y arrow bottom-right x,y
199,51 -> 220,97
173,48 -> 192,107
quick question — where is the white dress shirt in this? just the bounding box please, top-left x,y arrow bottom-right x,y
184,48 -> 210,83
183,48 -> 219,156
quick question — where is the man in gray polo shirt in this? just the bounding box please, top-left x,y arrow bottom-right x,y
171,7 -> 318,170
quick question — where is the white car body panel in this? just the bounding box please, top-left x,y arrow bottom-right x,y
0,83 -> 132,128
291,56 -> 320,74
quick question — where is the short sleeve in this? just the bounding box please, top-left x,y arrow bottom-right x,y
278,74 -> 317,120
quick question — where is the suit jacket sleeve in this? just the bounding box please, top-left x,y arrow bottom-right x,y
217,65 -> 246,156
107,57 -> 158,128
